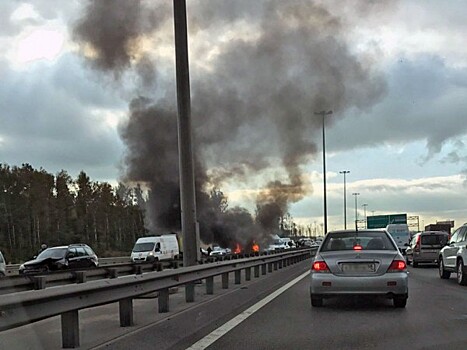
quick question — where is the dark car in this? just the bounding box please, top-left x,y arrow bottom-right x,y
406,231 -> 449,267
19,244 -> 99,275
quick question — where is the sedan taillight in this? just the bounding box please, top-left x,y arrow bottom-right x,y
387,259 -> 407,272
312,260 -> 330,273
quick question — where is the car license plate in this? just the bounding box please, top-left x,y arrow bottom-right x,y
341,263 -> 376,273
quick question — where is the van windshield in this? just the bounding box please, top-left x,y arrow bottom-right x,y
133,242 -> 155,252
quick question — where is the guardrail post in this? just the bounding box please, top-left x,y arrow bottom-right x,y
119,298 -> 134,327
34,276 -> 47,290
76,271 -> 87,283
279,260 -> 283,269
245,267 -> 251,281
206,276 -> 214,294
133,265 -> 143,275
109,269 -> 118,279
186,283 -> 195,302
268,262 -> 273,273
274,261 -> 278,270
61,310 -> 79,348
222,272 -> 229,289
254,265 -> 260,278
158,288 -> 169,313
235,270 -> 241,284
261,264 -> 267,275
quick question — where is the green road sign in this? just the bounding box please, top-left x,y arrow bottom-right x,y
367,214 -> 407,229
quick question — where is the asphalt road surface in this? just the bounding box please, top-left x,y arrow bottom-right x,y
107,263 -> 467,350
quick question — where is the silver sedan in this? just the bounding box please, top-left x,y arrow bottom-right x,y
310,229 -> 408,308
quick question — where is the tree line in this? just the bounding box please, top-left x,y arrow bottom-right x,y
0,163 -> 147,263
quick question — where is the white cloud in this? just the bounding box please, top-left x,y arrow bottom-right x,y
15,28 -> 65,64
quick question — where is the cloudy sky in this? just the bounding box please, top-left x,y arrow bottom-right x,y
1,0 -> 467,234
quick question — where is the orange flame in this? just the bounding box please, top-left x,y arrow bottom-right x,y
234,243 -> 242,254
252,243 -> 260,252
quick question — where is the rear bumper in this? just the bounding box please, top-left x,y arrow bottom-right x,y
413,252 -> 439,263
310,272 -> 408,296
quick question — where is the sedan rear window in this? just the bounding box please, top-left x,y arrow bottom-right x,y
321,231 -> 396,252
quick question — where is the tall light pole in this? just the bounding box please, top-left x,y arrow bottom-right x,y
362,203 -> 368,228
315,110 -> 333,235
339,170 -> 350,229
352,193 -> 360,230
173,0 -> 198,302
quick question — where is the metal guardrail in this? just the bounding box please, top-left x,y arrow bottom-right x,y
0,250 -> 301,293
0,260 -> 176,295
0,248 -> 315,348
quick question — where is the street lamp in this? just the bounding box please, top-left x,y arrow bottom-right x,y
339,170 -> 350,229
352,193 -> 360,231
173,0 -> 199,302
362,203 -> 368,228
315,110 -> 333,235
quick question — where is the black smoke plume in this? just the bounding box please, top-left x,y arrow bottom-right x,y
73,0 -> 389,248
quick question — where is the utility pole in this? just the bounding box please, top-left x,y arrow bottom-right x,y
173,0 -> 198,302
339,170 -> 350,229
362,203 -> 368,228
352,193 -> 360,231
314,110 -> 332,235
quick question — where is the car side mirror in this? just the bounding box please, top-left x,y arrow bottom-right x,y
67,253 -> 75,259
404,243 -> 409,247
33,255 -> 37,259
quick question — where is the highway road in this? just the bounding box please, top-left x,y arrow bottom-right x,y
1,260 -> 466,349
109,263 -> 467,350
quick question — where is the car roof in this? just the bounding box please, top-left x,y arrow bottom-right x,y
47,244 -> 89,249
327,229 -> 386,235
418,231 -> 449,235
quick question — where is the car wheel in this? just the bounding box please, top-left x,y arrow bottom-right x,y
457,259 -> 467,286
413,261 -> 418,268
310,295 -> 323,307
393,296 -> 407,308
406,258 -> 411,266
438,258 -> 451,279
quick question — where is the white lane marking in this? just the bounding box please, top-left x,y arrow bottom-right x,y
186,270 -> 310,350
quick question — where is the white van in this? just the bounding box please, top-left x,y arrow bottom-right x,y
131,235 -> 179,263
386,224 -> 410,254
